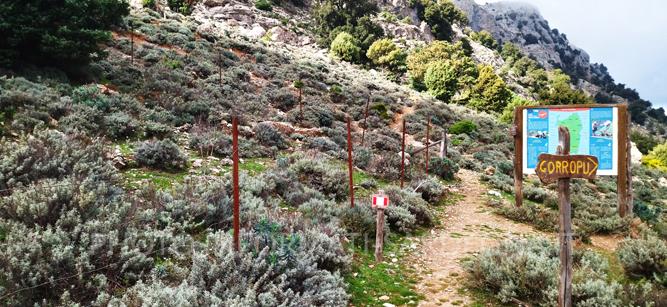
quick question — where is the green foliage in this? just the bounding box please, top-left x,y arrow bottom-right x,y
330,32 -> 361,62
255,0 -> 272,11
643,142 -> 667,172
254,122 -> 289,149
313,0 -> 382,63
366,38 -> 406,72
449,119 -> 477,135
134,139 -> 187,171
429,157 -> 459,181
411,0 -> 468,41
469,65 -> 511,113
167,0 -> 198,15
0,0 -> 129,67
142,0 -> 156,8
406,40 -> 475,90
424,60 -> 459,101
470,30 -> 497,49
465,238 -> 623,306
539,69 -> 593,105
631,130 -> 659,155
0,130 -> 158,305
617,236 -> 667,279
499,95 -> 538,123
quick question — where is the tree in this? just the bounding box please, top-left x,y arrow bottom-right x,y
469,65 -> 511,113
406,41 -> 475,89
0,0 -> 129,67
366,38 -> 406,72
313,0 -> 382,63
499,95 -> 538,123
412,0 -> 468,41
330,32 -> 361,62
424,60 -> 459,101
470,30 -> 497,49
538,69 -> 592,105
643,142 -> 667,172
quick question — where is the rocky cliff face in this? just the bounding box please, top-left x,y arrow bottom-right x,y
452,0 -> 595,81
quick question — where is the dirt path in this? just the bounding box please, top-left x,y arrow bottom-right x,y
413,169 -> 544,307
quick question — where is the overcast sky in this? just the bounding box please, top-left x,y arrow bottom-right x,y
475,0 -> 667,109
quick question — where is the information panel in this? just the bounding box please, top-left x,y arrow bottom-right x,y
522,107 -> 618,175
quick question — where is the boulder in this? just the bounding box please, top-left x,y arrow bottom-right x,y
485,165 -> 496,176
239,24 -> 266,39
630,141 -> 643,164
203,0 -> 229,6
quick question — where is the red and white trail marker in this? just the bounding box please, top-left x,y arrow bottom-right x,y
372,193 -> 389,209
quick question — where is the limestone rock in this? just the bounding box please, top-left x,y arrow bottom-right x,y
484,166 -> 496,176
630,142 -> 643,164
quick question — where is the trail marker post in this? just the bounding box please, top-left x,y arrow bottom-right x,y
372,190 -> 389,262
231,116 -> 240,252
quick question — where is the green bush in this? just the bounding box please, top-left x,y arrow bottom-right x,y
424,60 -> 459,101
449,119 -> 477,135
253,122 -> 289,149
643,142 -> 667,172
465,238 -> 623,305
0,130 -> 159,305
0,0 -> 129,67
429,157 -> 458,180
134,139 -> 187,171
255,0 -> 272,11
330,32 -> 361,62
499,95 -> 538,123
366,38 -> 406,71
617,236 -> 667,279
470,30 -> 497,49
411,0 -> 467,41
630,130 -> 659,155
469,65 -> 511,113
406,41 -> 475,90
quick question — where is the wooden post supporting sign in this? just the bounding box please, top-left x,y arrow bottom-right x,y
536,126 -> 598,307
513,108 -> 523,207
231,116 -> 240,252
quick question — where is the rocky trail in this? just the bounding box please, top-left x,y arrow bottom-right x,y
411,169 -> 543,306
406,169 -> 625,306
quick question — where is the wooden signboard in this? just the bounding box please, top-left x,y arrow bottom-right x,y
512,104 -> 632,217
535,154 -> 598,184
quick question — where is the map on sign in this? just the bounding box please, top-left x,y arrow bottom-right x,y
523,107 -> 618,176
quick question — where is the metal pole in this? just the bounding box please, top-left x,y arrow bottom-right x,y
401,119 -> 406,188
557,126 -> 572,307
232,116 -> 240,252
347,117 -> 355,208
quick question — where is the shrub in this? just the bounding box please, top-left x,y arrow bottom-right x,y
254,122 -> 289,150
289,158 -> 348,201
424,60 -> 459,101
189,128 -> 232,157
449,119 -> 477,135
104,112 -> 138,140
385,186 -> 434,231
429,157 -> 458,180
341,205 -> 377,238
116,229 -> 349,306
411,0 -> 467,41
0,130 -> 159,305
470,30 -> 497,49
406,41 -> 474,89
330,32 -> 361,62
617,236 -> 667,279
643,142 -> 667,172
469,65 -> 512,113
465,238 -> 622,305
412,175 -> 446,203
631,130 -> 659,155
255,0 -> 272,11
366,38 -> 406,71
0,0 -> 129,67
134,139 -> 187,171
499,95 -> 538,123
